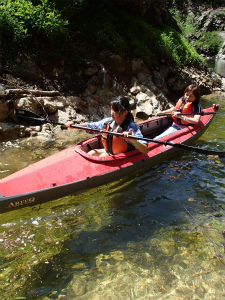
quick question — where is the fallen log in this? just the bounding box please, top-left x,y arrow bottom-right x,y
4,89 -> 60,96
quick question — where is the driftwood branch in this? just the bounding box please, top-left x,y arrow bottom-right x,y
3,89 -> 60,97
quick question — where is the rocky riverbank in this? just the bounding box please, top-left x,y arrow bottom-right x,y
1,0 -> 225,142
0,54 -> 224,142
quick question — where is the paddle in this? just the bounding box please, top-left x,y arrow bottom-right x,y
16,109 -> 225,156
147,111 -> 225,117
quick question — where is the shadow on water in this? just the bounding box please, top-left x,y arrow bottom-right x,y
0,95 -> 225,299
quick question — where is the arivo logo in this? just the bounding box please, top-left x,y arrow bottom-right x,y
6,197 -> 36,208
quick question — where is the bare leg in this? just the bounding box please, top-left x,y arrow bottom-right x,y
88,149 -> 108,156
99,151 -> 111,157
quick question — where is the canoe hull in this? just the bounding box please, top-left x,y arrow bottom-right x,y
0,105 -> 218,212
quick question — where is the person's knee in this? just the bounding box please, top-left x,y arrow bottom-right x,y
99,152 -> 109,157
88,149 -> 107,156
88,149 -> 99,156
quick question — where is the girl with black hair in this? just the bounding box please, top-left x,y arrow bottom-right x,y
66,96 -> 148,157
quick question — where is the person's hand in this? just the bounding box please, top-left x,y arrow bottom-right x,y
65,121 -> 74,128
172,111 -> 180,117
123,128 -> 148,153
123,128 -> 135,143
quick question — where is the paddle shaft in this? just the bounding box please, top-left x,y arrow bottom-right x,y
16,115 -> 155,139
16,109 -> 225,156
148,111 -> 225,117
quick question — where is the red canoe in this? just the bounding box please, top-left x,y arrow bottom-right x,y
0,104 -> 221,212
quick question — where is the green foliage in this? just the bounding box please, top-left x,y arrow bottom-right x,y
158,27 -> 202,65
0,0 -> 68,60
170,9 -> 196,38
79,7 -> 201,67
193,31 -> 223,54
122,11 -> 201,66
169,0 -> 225,7
1,0 -> 68,39
0,0 -> 203,70
80,11 -> 128,56
113,11 -> 155,65
170,8 -> 224,56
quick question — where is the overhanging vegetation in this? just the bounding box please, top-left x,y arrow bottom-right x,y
0,0 -> 203,70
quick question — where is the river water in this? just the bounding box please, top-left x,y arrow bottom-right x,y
0,94 -> 225,300
207,57 -> 225,77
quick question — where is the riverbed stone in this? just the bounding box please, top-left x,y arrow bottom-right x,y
0,84 -> 5,96
87,75 -> 100,94
100,52 -> 126,73
159,293 -> 187,300
153,70 -> 164,88
66,275 -> 87,297
110,250 -> 125,261
85,67 -> 98,76
0,101 -> 9,121
222,78 -> 225,90
136,100 -> 153,118
175,284 -> 195,299
13,96 -> 44,115
131,58 -> 150,76
43,96 -> 68,114
0,122 -> 25,140
12,58 -> 45,81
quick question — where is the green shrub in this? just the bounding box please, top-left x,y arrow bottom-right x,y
0,0 -> 203,69
82,7 -> 201,67
0,0 -> 68,59
193,31 -> 223,55
170,8 -> 223,56
157,27 -> 202,65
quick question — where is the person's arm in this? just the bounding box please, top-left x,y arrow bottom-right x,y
123,128 -> 149,154
65,118 -> 112,129
130,138 -> 149,154
65,122 -> 87,128
156,107 -> 175,116
176,113 -> 201,125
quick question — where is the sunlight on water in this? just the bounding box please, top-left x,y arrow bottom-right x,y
0,95 -> 225,299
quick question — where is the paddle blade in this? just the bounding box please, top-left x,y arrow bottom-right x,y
16,109 -> 47,126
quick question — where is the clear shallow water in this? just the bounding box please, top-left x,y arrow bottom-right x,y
206,56 -> 225,77
0,95 -> 225,300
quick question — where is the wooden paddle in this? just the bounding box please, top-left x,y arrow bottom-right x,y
16,109 -> 225,156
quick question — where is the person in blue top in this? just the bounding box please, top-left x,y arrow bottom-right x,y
66,96 -> 149,157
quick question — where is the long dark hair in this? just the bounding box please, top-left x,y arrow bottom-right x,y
184,84 -> 201,110
110,96 -> 134,121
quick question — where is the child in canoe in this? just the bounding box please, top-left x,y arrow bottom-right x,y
66,96 -> 149,157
